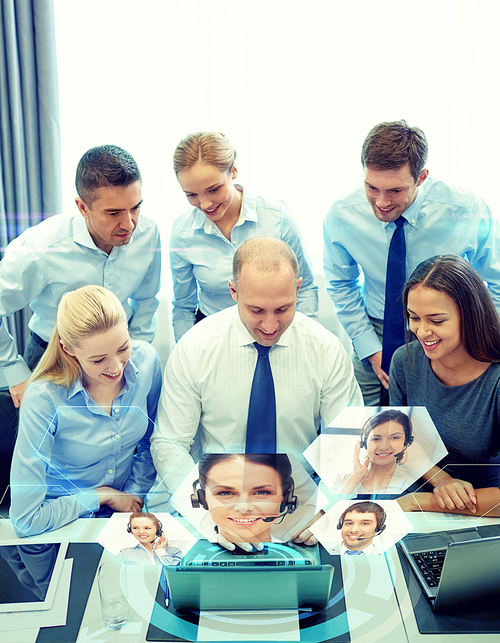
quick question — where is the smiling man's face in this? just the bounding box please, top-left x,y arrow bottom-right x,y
229,261 -> 302,346
341,510 -> 378,550
364,162 -> 428,223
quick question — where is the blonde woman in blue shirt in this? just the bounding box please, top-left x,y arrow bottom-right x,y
10,286 -> 161,537
171,132 -> 318,341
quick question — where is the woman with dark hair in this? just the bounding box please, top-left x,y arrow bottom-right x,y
390,254 -> 500,516
170,132 -> 318,341
191,453 -> 297,548
335,409 -> 414,494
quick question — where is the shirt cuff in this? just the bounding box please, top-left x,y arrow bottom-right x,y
74,489 -> 101,515
2,358 -> 32,387
353,330 -> 383,362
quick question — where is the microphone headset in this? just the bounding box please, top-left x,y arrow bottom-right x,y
191,477 -> 298,525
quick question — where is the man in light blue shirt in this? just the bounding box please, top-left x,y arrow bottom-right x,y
323,120 -> 500,405
0,145 -> 161,407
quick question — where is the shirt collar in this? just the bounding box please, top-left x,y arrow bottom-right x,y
187,185 -> 253,234
232,305 -> 293,348
341,541 -> 373,555
73,211 -> 100,250
72,211 -> 132,257
381,184 -> 424,230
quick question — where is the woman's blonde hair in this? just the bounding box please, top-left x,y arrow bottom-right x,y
173,132 -> 236,174
29,285 -> 127,388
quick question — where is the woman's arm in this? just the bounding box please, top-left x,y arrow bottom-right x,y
170,219 -> 198,342
11,386 -> 101,536
280,206 -> 319,319
123,346 -> 162,496
419,465 -> 477,512
398,486 -> 500,517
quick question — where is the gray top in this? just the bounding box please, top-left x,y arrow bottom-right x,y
389,341 -> 500,488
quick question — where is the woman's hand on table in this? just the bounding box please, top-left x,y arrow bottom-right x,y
96,487 -> 144,513
432,477 -> 477,513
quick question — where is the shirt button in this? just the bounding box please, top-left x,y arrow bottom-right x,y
114,408 -> 120,414
108,469 -> 113,474
114,434 -> 120,440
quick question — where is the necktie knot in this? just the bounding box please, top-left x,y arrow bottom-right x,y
254,342 -> 271,357
345,550 -> 364,555
394,216 -> 405,230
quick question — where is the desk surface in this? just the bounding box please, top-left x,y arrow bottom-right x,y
1,511 -> 499,643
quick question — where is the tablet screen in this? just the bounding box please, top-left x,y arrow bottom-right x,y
0,540 -> 68,612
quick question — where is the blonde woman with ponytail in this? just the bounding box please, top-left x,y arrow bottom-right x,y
170,132 -> 318,341
10,286 -> 161,536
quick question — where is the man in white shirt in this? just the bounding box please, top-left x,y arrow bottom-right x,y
331,501 -> 386,555
0,144 -> 161,407
150,237 -> 362,510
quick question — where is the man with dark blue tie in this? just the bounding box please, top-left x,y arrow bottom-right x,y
324,120 -> 500,405
150,237 -> 362,512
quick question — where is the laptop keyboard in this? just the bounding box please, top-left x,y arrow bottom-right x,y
410,549 -> 446,588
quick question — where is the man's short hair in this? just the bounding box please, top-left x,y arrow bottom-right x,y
337,501 -> 387,533
75,144 -> 141,206
232,237 -> 299,288
361,120 -> 428,182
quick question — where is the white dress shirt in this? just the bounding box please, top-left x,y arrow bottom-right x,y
150,306 -> 362,498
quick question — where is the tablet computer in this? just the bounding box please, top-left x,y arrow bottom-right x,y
0,539 -> 69,612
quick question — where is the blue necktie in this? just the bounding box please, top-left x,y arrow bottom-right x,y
246,343 -> 276,454
344,550 -> 364,555
381,217 -> 407,375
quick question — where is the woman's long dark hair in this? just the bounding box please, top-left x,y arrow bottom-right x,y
403,255 -> 500,363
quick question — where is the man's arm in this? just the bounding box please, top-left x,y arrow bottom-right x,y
466,195 -> 500,313
319,334 -> 363,424
323,214 -> 382,362
0,235 -> 47,394
150,340 -> 201,498
127,225 -> 161,342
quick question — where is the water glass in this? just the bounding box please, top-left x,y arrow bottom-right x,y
97,560 -> 129,629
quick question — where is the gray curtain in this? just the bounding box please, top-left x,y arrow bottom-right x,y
0,0 -> 61,356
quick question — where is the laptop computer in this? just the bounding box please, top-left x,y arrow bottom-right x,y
398,523 -> 500,613
163,541 -> 334,611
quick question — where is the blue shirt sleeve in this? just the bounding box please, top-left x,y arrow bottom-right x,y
279,207 -> 319,319
170,217 -> 199,342
10,384 -> 101,537
123,347 -> 162,495
127,223 -> 161,342
323,209 -> 382,360
0,235 -> 47,385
